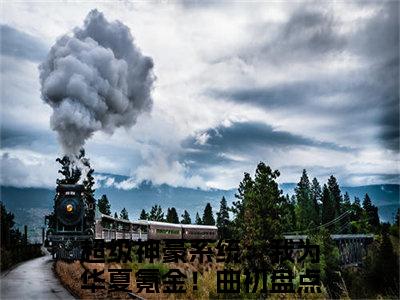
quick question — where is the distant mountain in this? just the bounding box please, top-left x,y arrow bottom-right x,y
95,181 -> 237,220
1,179 -> 398,242
342,184 -> 399,223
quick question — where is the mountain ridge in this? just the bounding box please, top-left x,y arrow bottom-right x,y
1,180 -> 398,242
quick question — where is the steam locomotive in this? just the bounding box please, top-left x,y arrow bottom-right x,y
45,183 -> 96,258
44,183 -> 218,259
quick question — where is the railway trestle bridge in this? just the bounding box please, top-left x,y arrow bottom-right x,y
283,233 -> 374,267
283,211 -> 375,267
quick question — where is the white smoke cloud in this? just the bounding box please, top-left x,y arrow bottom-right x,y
39,9 -> 154,155
0,150 -> 58,188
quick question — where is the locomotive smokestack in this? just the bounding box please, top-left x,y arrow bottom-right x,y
39,9 -> 155,156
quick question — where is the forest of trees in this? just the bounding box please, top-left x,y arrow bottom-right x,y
0,202 -> 42,270
133,203 -> 216,225
95,162 -> 399,298
187,162 -> 397,299
225,163 -> 399,298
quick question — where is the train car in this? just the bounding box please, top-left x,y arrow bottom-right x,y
131,220 -> 149,241
146,221 -> 183,240
95,215 -> 149,241
93,217 -> 218,241
182,224 -> 218,240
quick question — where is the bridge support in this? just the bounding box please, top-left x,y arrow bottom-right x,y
283,234 -> 374,267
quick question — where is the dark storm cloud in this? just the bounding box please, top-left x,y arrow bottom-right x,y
183,121 -> 350,167
353,2 -> 399,152
346,172 -> 400,184
211,74 -> 384,130
264,7 -> 347,61
183,148 -> 236,168
0,24 -> 48,62
1,125 -> 57,151
212,2 -> 399,152
212,77 -> 375,110
351,1 -> 398,60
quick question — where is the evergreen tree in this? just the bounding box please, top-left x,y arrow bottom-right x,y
326,176 -> 345,231
202,203 -> 215,225
181,210 -> 191,224
114,212 -> 118,219
311,177 -> 322,225
367,229 -> 399,296
277,194 -> 297,232
327,175 -> 343,218
321,184 -> 335,226
362,194 -> 380,231
342,192 -> 352,212
120,208 -> 129,220
195,212 -> 202,225
230,173 -> 253,238
340,192 -> 352,233
231,162 -> 290,271
1,202 -> 15,248
349,196 -> 368,233
352,197 -> 363,221
0,201 -> 25,269
287,194 -> 297,231
166,207 -> 179,223
295,169 -> 315,229
97,195 -> 111,215
139,209 -> 148,220
391,208 -> 400,237
216,196 -> 231,238
149,205 -> 164,221
362,193 -> 372,210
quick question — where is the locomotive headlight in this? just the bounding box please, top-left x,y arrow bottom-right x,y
66,204 -> 73,213
57,196 -> 83,226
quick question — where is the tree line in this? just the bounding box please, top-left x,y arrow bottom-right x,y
94,161 -> 399,297
0,202 -> 42,270
98,165 -> 390,238
98,195 -> 217,226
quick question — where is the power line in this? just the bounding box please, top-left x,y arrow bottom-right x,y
284,210 -> 351,235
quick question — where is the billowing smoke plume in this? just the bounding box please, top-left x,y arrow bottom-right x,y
40,9 -> 154,155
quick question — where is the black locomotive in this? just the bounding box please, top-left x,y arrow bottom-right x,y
45,152 -> 97,259
45,183 -> 96,258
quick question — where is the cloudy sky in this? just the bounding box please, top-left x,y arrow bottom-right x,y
1,1 -> 399,190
